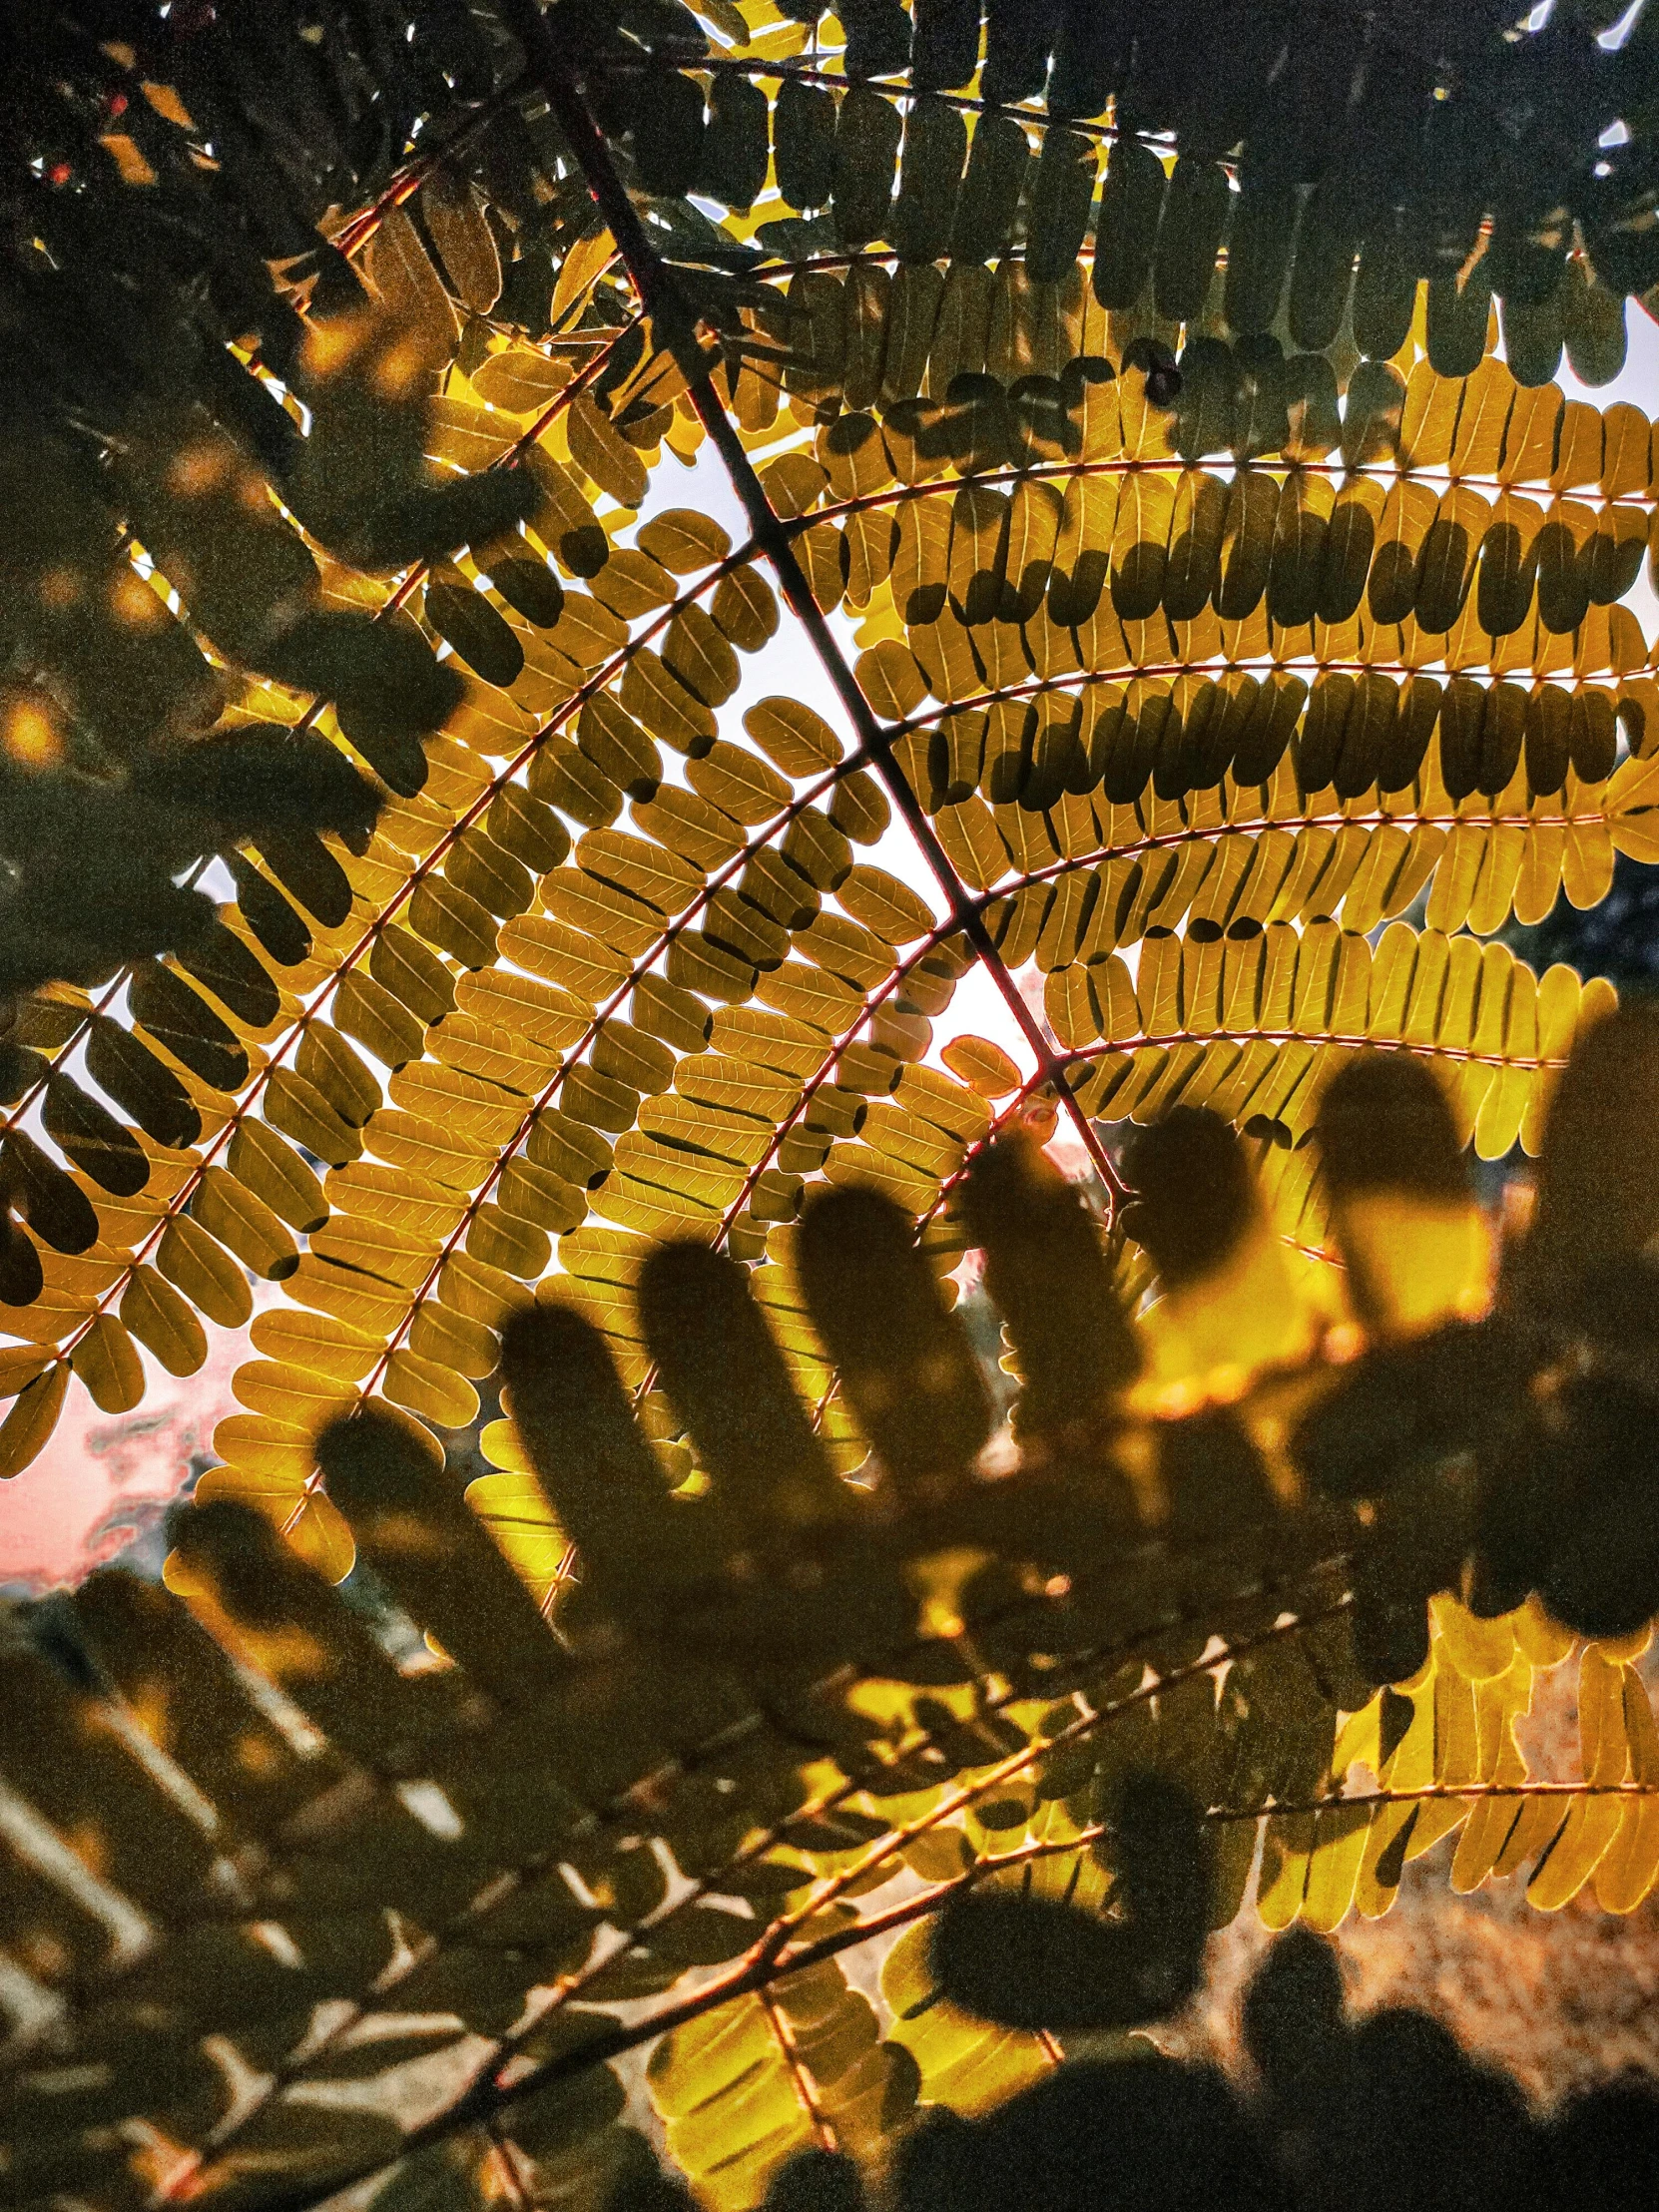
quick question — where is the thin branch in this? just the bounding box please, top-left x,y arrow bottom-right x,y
761,1990 -> 840,2154
800,455 -> 1656,524
1234,1779 -> 1659,1816
328,72 -> 536,262
503,16 -> 1123,1203
892,659 -> 1644,736
1056,1025 -> 1567,1077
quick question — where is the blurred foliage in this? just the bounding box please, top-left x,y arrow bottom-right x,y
10,1039 -> 1659,2212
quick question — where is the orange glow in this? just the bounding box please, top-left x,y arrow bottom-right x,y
3,697 -> 63,766
1501,1177 -> 1537,1242
169,441 -> 231,495
300,312 -> 369,379
109,569 -> 168,629
98,133 -> 157,187
1331,1190 -> 1496,1340
36,564 -> 81,610
141,81 -> 196,128
1152,1379 -> 1203,1419
373,330 -> 429,398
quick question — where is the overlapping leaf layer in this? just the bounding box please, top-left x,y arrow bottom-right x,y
7,1 -> 1659,2208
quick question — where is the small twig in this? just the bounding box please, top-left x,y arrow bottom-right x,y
497,6 -> 1123,1201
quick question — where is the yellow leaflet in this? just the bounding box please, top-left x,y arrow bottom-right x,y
1528,1792 -> 1626,1911
464,1470 -> 566,1604
1330,1193 -> 1493,1336
428,1013 -> 562,1096
212,1414 -> 315,1484
640,1093 -> 775,1167
367,1109 -> 497,1190
1301,1804 -> 1371,1934
1137,1216 -> 1321,1392
389,1058 -> 526,1139
675,1053 -> 802,1120
880,1924 -> 1051,2115
1257,1811 -> 1316,1930
383,1350 -> 478,1430
250,1308 -> 382,1383
822,1141 -> 938,1215
612,1132 -> 750,1212
1596,1674 -> 1659,1912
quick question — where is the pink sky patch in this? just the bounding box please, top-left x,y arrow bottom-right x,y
0,1316 -> 255,1594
